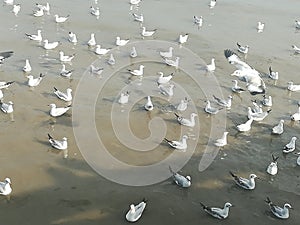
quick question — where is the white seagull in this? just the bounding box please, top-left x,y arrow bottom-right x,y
116,36 -> 129,46
130,0 -> 142,5
59,51 -> 75,62
23,59 -> 32,73
292,45 -> 300,54
164,135 -> 188,150
209,0 -> 217,9
68,31 -> 77,43
4,0 -> 14,5
213,95 -> 232,108
141,26 -> 157,37
237,42 -> 249,54
127,65 -> 144,76
54,14 -> 69,23
231,80 -> 245,93
132,13 -> 143,23
43,39 -> 60,50
206,58 -> 216,72
237,117 -> 254,132
247,107 -> 271,121
262,95 -> 272,107
169,166 -> 191,188
193,16 -> 203,27
230,171 -> 257,190
25,30 -> 42,41
204,100 -> 220,115
49,103 -> 71,117
178,33 -> 189,44
90,6 -> 100,17
144,96 -> 153,111
0,178 -> 12,196
257,21 -> 265,32
287,81 -> 300,92
0,51 -> 13,64
157,72 -> 174,84
12,4 -> 21,16
88,33 -> 96,46
272,120 -> 284,135
90,65 -> 104,75
265,197 -> 292,219
33,7 -> 44,17
0,81 -> 14,89
27,73 -> 45,87
107,53 -> 115,66
54,87 -> 72,102
295,20 -> 300,29
60,64 -> 73,78
283,137 -> 297,153
130,46 -> 137,58
163,57 -> 180,68
214,131 -> 229,147
159,84 -> 174,97
0,101 -> 13,113
95,45 -> 111,55
291,104 -> 300,121
175,112 -> 197,127
0,90 -> 3,100
176,97 -> 189,112
200,202 -> 232,220
36,3 -> 50,13
125,199 -> 147,223
266,154 -> 279,175
48,134 -> 68,150
268,66 -> 279,80
160,47 -> 173,58
118,91 -> 130,104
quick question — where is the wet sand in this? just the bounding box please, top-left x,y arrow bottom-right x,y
0,0 -> 300,224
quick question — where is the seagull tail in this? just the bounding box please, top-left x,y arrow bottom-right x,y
53,87 -> 58,91
229,171 -> 236,178
265,197 -> 272,204
48,133 -> 53,140
199,202 -> 207,209
164,138 -> 171,143
168,165 -> 175,175
271,154 -> 279,162
174,112 -> 180,118
142,198 -> 148,203
6,81 -> 15,85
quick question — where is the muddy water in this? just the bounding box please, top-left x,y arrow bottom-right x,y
0,0 -> 300,224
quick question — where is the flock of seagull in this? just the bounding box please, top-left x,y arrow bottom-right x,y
0,0 -> 300,223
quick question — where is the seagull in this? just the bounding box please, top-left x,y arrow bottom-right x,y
12,4 -> 21,16
0,90 -> 3,100
193,16 -> 203,27
237,117 -> 254,132
95,45 -> 111,55
125,199 -> 147,223
296,152 -> 300,166
141,26 -> 157,37
176,97 -> 189,112
214,132 -> 229,147
209,0 -> 217,9
118,91 -> 130,104
0,101 -> 13,113
237,42 -> 249,54
59,51 -> 75,62
231,80 -> 245,93
27,73 -> 45,87
160,47 -> 173,58
107,53 -> 116,66
164,135 -> 188,150
204,100 -> 219,115
292,45 -> 300,54
47,134 -> 68,150
178,33 -> 188,44
291,105 -> 300,121
266,154 -> 279,175
33,7 -> 44,17
60,64 -> 73,78
90,6 -> 100,17
128,65 -> 144,76
268,66 -> 279,80
230,171 -> 257,190
213,95 -> 232,108
283,137 -> 297,153
4,0 -> 14,5
68,31 -> 77,43
132,13 -> 143,23
246,80 -> 266,95
272,120 -> 284,135
130,0 -> 142,5
163,57 -> 180,68
116,36 -> 129,46
200,202 -> 232,220
54,87 -> 72,102
251,100 -> 263,113
206,58 -> 216,72
23,59 -> 32,73
257,21 -> 265,32
169,166 -> 191,188
25,30 -> 42,41
0,51 -> 13,64
157,72 -> 174,84
0,178 -> 12,196
43,40 -> 60,50
49,103 -> 71,117
265,197 -> 292,219
130,46 -> 137,58
90,65 -> 104,75
175,113 -> 197,127
247,108 -> 271,121
36,2 -> 50,13
262,95 -> 272,107
287,81 -> 300,92
88,33 -> 96,46
54,14 -> 69,23
144,96 -> 153,111
159,84 -> 174,97
0,81 -> 14,89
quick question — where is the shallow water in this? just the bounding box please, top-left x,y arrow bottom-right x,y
0,0 -> 300,224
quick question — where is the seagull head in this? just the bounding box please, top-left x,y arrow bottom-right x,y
284,203 -> 292,209
5,178 -> 11,184
62,137 -> 67,141
249,174 -> 257,179
186,175 -> 191,181
225,202 -> 233,208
